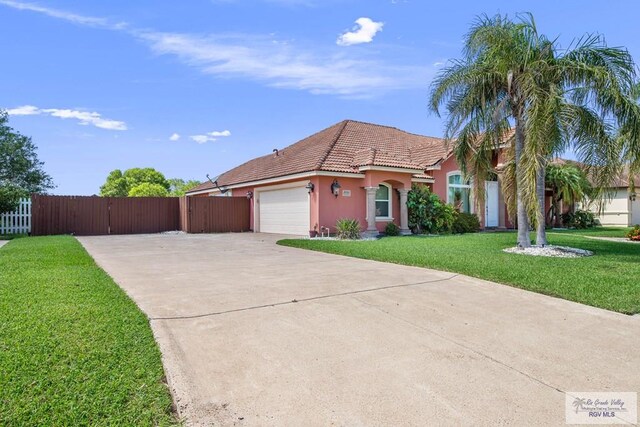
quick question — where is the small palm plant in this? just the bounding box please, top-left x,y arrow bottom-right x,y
335,218 -> 361,240
546,163 -> 592,227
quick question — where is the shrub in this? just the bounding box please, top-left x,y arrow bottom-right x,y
561,209 -> 598,229
452,212 -> 480,234
128,182 -> 169,197
627,225 -> 640,241
335,218 -> 361,240
384,222 -> 400,236
0,183 -> 26,214
407,184 -> 456,234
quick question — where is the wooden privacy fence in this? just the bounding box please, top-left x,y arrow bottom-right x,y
180,196 -> 251,233
31,195 -> 250,236
0,198 -> 31,235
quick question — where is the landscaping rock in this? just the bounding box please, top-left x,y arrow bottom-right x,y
503,245 -> 593,258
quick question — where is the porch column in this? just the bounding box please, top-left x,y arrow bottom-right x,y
364,186 -> 378,237
398,188 -> 411,235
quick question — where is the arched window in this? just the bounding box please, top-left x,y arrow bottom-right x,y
375,183 -> 392,219
447,172 -> 472,213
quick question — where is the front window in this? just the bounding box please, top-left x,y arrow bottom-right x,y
447,173 -> 471,213
375,184 -> 391,218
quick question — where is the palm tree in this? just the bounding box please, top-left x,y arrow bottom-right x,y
572,397 -> 587,414
430,13 -> 639,248
545,162 -> 591,227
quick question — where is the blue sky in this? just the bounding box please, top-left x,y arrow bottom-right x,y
1,0 -> 639,195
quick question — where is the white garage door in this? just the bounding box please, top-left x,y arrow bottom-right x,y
632,198 -> 640,226
259,187 -> 310,235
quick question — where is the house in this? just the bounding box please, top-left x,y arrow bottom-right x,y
551,158 -> 640,227
186,120 -> 511,235
583,166 -> 640,227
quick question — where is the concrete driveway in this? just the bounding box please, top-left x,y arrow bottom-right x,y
78,233 -> 640,426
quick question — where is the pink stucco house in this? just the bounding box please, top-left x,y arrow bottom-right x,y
186,120 -> 512,236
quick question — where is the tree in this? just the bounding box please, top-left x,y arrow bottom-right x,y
545,163 -> 591,227
430,13 -> 639,248
0,111 -> 54,213
99,169 -> 129,197
168,178 -> 201,196
128,183 -> 169,197
99,167 -> 169,197
0,183 -> 24,214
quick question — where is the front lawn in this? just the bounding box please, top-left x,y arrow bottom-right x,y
0,233 -> 27,240
279,231 -> 640,314
549,226 -> 633,238
0,236 -> 178,425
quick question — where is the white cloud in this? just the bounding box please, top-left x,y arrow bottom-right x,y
169,132 -> 181,141
209,130 -> 231,137
139,31 -> 422,96
6,105 -> 40,115
42,109 -> 127,130
337,17 -> 384,46
189,130 -> 231,144
190,135 -> 211,144
0,0 -> 126,29
6,105 -> 127,130
0,2 -> 428,97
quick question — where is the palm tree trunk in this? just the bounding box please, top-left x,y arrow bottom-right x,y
514,119 -> 531,248
536,164 -> 547,246
553,195 -> 562,227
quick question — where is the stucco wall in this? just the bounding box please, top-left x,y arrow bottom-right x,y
586,189 -> 631,226
431,156 -> 457,202
317,172 -> 411,233
432,155 -> 518,228
315,176 -> 366,233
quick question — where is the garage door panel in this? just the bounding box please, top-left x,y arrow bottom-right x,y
259,187 -> 309,235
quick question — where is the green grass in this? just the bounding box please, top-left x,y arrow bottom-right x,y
549,226 -> 632,238
279,231 -> 640,314
0,233 -> 28,240
0,236 -> 178,426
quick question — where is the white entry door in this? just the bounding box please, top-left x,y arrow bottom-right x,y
485,181 -> 499,227
258,186 -> 310,235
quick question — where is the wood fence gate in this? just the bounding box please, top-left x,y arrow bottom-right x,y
179,196 -> 250,233
31,195 -> 250,236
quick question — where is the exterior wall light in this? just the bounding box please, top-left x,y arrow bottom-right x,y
305,182 -> 315,194
330,179 -> 341,197
630,191 -> 637,202
246,191 -> 253,199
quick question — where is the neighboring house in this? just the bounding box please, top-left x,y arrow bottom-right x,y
552,158 -> 640,227
583,167 -> 640,227
186,120 -> 511,235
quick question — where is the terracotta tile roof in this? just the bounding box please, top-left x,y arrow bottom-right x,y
412,173 -> 435,180
187,120 -> 450,193
350,148 -> 424,170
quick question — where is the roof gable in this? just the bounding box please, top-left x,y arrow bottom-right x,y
188,120 -> 450,192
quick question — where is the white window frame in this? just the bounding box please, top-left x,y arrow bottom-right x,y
375,183 -> 393,221
446,171 -> 474,214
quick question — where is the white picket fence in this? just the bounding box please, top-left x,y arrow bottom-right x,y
0,198 -> 31,235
